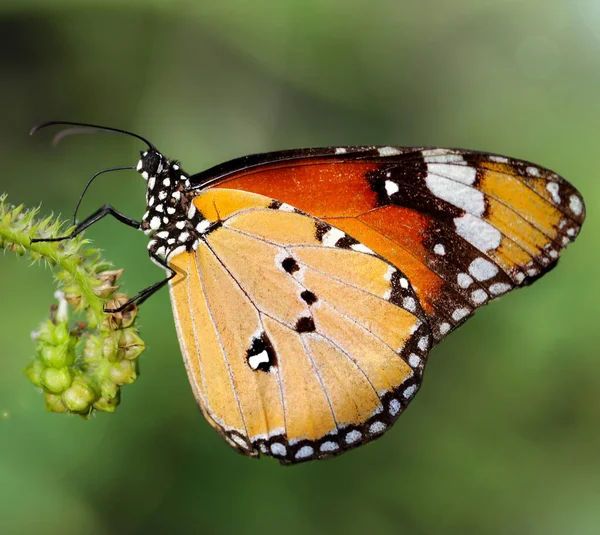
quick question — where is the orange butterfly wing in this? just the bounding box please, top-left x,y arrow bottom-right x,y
190,147 -> 585,342
168,188 -> 430,463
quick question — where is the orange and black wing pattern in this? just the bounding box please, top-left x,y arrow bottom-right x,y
191,146 -> 585,343
168,188 -> 430,464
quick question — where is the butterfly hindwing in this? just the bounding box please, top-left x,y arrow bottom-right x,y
191,146 -> 584,342
168,189 -> 431,464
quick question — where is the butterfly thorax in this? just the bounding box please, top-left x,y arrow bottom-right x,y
137,149 -> 205,258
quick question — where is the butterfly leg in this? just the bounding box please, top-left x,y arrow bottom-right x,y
31,204 -> 140,243
103,252 -> 176,313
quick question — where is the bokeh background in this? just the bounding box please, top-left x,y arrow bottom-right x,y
1,2 -> 599,534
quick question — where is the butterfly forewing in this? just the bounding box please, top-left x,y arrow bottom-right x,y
190,147 -> 584,342
168,189 -> 430,464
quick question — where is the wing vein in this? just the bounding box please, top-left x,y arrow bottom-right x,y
193,248 -> 251,442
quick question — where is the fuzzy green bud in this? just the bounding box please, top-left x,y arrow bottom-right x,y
62,378 -> 97,413
45,393 -> 67,413
94,392 -> 120,413
109,360 -> 137,385
40,342 -> 73,368
82,334 -> 103,363
102,332 -> 120,361
99,379 -> 118,400
52,323 -> 70,345
41,366 -> 72,394
24,359 -> 45,387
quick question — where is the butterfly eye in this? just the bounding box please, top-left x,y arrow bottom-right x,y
139,150 -> 163,177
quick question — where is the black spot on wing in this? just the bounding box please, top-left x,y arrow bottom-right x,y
295,316 -> 316,333
281,257 -> 299,273
246,331 -> 277,372
300,290 -> 318,305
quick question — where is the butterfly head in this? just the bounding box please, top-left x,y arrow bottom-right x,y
137,149 -> 165,181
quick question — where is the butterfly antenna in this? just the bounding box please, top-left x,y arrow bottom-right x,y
72,165 -> 136,225
30,120 -> 156,151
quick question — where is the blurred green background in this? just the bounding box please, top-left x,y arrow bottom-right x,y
1,1 -> 598,534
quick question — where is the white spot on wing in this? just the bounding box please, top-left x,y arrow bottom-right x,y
249,350 -> 269,370
454,214 -> 502,252
369,421 -> 386,434
378,146 -> 401,156
403,297 -> 416,312
423,150 -> 465,164
321,227 -> 345,247
409,353 -> 422,367
546,182 -> 560,204
150,216 -> 160,229
569,194 -> 583,216
468,257 -> 499,281
389,399 -> 401,416
403,385 -> 417,399
433,243 -> 446,256
279,203 -> 295,212
470,289 -> 488,305
457,272 -> 474,288
385,180 -> 399,196
489,155 -> 508,163
426,175 -> 485,215
320,441 -> 339,452
526,166 -> 540,177
350,243 -> 374,254
384,265 -> 396,281
295,445 -> 314,459
335,147 -> 347,154
439,322 -> 451,335
452,308 -> 470,321
427,163 -> 477,185
489,282 -> 511,295
345,430 -> 362,444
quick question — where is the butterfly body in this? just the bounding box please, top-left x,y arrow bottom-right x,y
32,121 -> 585,465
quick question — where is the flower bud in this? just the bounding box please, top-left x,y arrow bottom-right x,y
99,379 -> 118,399
52,323 -> 70,345
82,334 -> 103,363
62,378 -> 97,413
41,366 -> 72,394
24,359 -> 45,387
117,329 -> 146,360
102,331 -> 120,361
45,393 -> 67,413
94,392 -> 120,413
109,359 -> 137,385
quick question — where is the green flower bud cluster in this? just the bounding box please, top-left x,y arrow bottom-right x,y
1,194 -> 146,417
25,287 -> 145,416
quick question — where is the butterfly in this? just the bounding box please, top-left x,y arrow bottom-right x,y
31,121 -> 586,465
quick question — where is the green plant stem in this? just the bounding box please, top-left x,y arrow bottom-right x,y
0,216 -> 105,326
